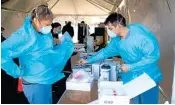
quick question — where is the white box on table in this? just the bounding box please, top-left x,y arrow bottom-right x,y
99,95 -> 130,104
98,81 -> 130,104
66,74 -> 94,91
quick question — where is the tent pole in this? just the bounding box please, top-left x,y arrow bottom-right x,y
54,14 -> 108,16
72,0 -> 78,15
1,7 -> 28,13
111,0 -> 120,12
86,0 -> 112,12
101,0 -> 115,5
50,0 -> 60,10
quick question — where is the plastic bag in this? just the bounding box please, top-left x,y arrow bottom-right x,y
70,70 -> 91,83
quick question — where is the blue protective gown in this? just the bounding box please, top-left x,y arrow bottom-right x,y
1,16 -> 74,84
87,23 -> 162,84
87,24 -> 162,104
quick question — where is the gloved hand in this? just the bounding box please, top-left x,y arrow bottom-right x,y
54,38 -> 61,44
121,64 -> 129,73
78,59 -> 87,64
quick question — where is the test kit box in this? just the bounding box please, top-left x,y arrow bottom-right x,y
66,74 -> 94,91
99,95 -> 130,104
98,81 -> 130,104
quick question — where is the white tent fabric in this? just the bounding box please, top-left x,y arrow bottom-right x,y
2,0 -> 122,15
50,0 -> 110,16
2,0 -> 49,13
1,0 -> 122,38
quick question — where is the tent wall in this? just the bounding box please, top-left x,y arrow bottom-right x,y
119,0 -> 175,102
1,10 -> 27,38
1,0 -> 48,37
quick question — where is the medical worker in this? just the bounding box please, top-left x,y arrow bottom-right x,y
51,22 -> 62,45
1,5 -> 74,104
79,13 -> 162,104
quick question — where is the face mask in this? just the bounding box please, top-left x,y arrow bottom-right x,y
57,30 -> 62,34
107,29 -> 116,38
39,26 -> 52,34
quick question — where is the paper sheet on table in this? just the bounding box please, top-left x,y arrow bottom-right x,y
124,72 -> 156,99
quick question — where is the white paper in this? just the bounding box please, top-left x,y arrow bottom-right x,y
124,72 -> 156,99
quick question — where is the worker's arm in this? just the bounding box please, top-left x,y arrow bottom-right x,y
87,38 -> 120,64
1,29 -> 29,78
127,35 -> 160,71
52,32 -> 74,71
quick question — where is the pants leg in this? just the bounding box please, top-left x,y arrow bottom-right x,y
130,95 -> 141,104
140,84 -> 159,104
23,84 -> 52,104
131,84 -> 159,104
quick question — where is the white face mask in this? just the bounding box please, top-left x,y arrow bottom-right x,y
35,8 -> 51,35
107,29 -> 116,38
39,25 -> 52,34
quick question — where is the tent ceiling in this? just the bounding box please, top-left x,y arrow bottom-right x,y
88,0 -> 122,11
1,0 -> 122,15
1,0 -> 49,13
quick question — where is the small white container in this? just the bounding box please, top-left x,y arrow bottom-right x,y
100,64 -> 111,81
92,61 -> 103,80
103,59 -> 121,81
